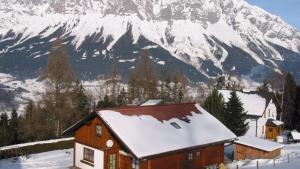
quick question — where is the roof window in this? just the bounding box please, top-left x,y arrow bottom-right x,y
170,122 -> 181,129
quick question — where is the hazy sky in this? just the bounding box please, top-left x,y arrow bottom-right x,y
247,0 -> 300,31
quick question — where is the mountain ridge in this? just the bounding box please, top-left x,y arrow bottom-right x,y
0,0 -> 300,83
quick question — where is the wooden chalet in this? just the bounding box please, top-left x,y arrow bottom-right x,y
64,103 -> 236,169
234,136 -> 283,160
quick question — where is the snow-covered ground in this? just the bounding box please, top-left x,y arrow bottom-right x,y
1,143 -> 300,169
0,149 -> 73,169
227,143 -> 300,169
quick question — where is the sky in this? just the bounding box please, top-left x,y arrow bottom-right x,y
247,0 -> 300,31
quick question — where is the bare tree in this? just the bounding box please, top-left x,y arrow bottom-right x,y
128,50 -> 158,102
41,39 -> 75,137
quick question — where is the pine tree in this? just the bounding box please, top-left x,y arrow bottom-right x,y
9,109 -> 20,144
225,91 -> 249,136
257,81 -> 271,99
282,73 -> 297,129
296,86 -> 300,130
0,113 -> 10,146
117,87 -> 127,106
72,81 -> 90,118
97,95 -> 115,108
203,89 -> 226,124
215,76 -> 226,90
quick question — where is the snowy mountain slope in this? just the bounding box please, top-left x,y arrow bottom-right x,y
0,0 -> 300,83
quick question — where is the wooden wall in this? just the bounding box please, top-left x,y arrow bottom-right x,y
234,143 -> 281,160
140,143 -> 224,169
75,116 -> 132,169
265,125 -> 281,140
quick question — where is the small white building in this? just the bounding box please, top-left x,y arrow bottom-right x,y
219,90 -> 281,139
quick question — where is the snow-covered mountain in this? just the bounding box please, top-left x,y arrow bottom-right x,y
0,0 -> 300,83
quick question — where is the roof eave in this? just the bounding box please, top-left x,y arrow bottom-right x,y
63,112 -> 98,136
137,138 -> 237,160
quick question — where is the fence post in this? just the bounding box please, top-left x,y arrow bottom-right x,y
273,158 -> 275,166
236,164 -> 239,169
288,154 -> 290,163
256,160 -> 258,169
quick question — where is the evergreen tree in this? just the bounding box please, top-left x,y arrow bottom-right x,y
282,73 -> 297,129
97,95 -> 116,108
117,87 -> 127,106
9,109 -> 20,144
72,81 -> 90,118
0,113 -> 10,146
296,86 -> 300,130
215,76 -> 226,90
203,89 -> 226,124
225,91 -> 249,136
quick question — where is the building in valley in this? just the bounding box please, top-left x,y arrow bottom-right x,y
64,103 -> 236,169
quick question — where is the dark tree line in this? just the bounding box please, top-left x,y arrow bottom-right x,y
0,109 -> 20,146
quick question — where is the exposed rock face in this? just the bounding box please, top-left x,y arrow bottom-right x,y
0,0 -> 299,82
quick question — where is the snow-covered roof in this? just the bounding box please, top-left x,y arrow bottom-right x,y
97,103 -> 236,158
235,136 -> 284,152
291,131 -> 300,140
219,90 -> 267,117
140,99 -> 163,106
272,120 -> 284,126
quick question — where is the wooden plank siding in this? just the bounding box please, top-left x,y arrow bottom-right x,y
74,116 -> 226,169
140,144 -> 224,169
265,125 -> 281,140
234,143 -> 281,160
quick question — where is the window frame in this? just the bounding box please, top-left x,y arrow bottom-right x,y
188,152 -> 194,161
83,147 -> 94,163
196,151 -> 201,160
95,124 -> 102,137
170,122 -> 181,129
109,154 -> 116,169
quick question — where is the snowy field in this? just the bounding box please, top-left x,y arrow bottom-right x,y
227,144 -> 300,169
0,149 -> 73,169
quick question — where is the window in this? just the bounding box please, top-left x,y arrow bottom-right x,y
83,147 -> 94,163
170,122 -> 181,129
96,124 -> 102,136
132,158 -> 139,169
188,152 -> 194,161
196,151 -> 201,159
109,154 -> 116,169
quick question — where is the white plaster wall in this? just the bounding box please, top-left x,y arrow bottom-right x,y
75,142 -> 104,169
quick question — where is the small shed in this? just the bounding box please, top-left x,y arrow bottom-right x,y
234,136 -> 284,160
265,119 -> 284,140
288,130 -> 300,143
